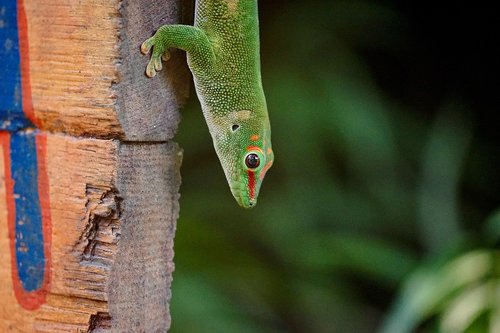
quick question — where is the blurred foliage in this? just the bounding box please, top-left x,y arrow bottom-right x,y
381,249 -> 500,333
169,1 -> 499,332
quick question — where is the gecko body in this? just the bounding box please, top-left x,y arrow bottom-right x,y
142,0 -> 273,208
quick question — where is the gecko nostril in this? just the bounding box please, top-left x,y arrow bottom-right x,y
248,198 -> 257,208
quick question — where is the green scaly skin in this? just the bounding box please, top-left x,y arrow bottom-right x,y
141,0 -> 273,208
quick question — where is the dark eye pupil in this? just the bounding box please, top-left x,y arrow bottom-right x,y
245,153 -> 260,169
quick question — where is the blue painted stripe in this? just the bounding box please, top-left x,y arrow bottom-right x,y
0,0 -> 32,130
9,131 -> 45,291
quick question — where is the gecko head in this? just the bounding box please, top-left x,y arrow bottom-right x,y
211,110 -> 274,209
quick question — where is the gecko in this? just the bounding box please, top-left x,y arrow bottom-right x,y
141,0 -> 273,209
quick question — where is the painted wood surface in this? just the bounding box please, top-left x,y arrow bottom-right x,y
1,0 -> 188,331
1,0 -> 189,140
1,134 -> 182,331
0,132 -> 51,311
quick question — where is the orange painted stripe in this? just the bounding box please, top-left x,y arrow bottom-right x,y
35,133 -> 52,308
17,0 -> 37,126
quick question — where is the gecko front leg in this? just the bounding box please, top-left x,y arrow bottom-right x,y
141,24 -> 214,77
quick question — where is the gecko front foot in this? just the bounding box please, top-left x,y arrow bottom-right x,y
140,24 -> 214,78
141,30 -> 171,78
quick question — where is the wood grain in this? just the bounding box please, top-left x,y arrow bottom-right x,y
24,0 -> 190,140
115,0 -> 191,141
0,133 -> 182,332
1,0 -> 189,331
110,142 -> 182,332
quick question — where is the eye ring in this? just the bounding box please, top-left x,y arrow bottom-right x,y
245,153 -> 260,169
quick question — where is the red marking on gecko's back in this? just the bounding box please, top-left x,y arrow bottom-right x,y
248,171 -> 255,200
250,134 -> 259,141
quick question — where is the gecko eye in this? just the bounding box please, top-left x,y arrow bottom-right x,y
231,124 -> 240,132
245,153 -> 260,169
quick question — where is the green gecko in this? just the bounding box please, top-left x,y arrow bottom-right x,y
141,0 -> 273,208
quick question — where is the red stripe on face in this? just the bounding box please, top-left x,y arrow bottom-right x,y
259,160 -> 273,181
248,171 -> 255,200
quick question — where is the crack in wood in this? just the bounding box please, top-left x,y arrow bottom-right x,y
77,185 -> 123,266
87,312 -> 112,332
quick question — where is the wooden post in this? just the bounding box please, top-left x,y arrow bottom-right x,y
0,0 -> 189,331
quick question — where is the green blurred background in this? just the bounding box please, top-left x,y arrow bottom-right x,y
170,1 -> 499,332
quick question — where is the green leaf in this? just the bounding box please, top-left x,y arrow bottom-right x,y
379,250 -> 494,333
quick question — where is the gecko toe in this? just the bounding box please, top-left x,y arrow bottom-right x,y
140,39 -> 153,54
145,61 -> 157,78
154,57 -> 163,71
161,51 -> 171,61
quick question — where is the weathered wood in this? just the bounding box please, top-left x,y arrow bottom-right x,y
0,133 -> 182,332
110,142 -> 181,332
1,0 -> 189,331
116,0 -> 191,141
21,0 -> 189,140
